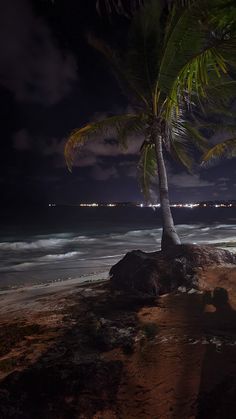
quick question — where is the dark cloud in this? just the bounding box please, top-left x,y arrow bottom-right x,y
118,160 -> 137,178
169,172 -> 214,188
43,138 -> 64,156
90,159 -> 138,181
218,177 -> 230,182
91,165 -> 118,181
0,0 -> 77,105
219,186 -> 228,191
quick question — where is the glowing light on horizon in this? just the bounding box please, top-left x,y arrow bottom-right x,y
80,203 -> 99,207
48,201 -> 235,209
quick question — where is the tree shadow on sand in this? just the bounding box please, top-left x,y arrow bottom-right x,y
197,287 -> 236,419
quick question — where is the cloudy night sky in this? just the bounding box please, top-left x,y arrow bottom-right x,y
0,0 -> 235,207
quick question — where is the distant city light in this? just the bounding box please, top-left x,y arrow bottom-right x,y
48,201 -> 236,209
148,203 -> 161,208
80,203 -> 99,207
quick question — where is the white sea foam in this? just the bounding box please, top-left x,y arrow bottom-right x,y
39,251 -> 83,261
72,236 -> 97,242
0,251 -> 83,272
214,224 -> 236,229
177,224 -> 200,229
0,262 -> 36,271
0,238 -> 69,250
0,235 -> 97,251
85,254 -> 123,260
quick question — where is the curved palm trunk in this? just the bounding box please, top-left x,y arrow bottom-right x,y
154,134 -> 181,250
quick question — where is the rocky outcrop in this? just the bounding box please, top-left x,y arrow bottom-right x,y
110,244 -> 236,296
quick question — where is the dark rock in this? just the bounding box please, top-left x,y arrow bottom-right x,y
110,244 -> 236,296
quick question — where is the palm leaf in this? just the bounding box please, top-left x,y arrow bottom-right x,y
118,113 -> 147,148
96,0 -> 144,16
182,122 -> 209,152
125,0 -> 163,103
170,141 -> 194,172
96,0 -> 193,16
64,114 -> 143,171
138,141 -> 157,202
203,79 -> 236,109
167,110 -> 207,170
87,35 -> 150,108
194,121 -> 236,135
158,2 -> 208,99
167,100 -> 208,155
202,137 -> 236,164
158,0 -> 236,118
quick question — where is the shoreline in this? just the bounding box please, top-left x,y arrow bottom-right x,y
1,241 -> 236,312
0,271 -> 109,315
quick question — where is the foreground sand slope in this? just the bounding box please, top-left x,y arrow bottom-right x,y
106,267 -> 236,418
0,266 -> 236,418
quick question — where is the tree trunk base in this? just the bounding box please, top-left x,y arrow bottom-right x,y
109,244 -> 236,296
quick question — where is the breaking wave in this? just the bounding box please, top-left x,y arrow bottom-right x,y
0,218 -> 235,287
0,236 -> 97,251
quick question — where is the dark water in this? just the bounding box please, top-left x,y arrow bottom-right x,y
0,206 -> 235,288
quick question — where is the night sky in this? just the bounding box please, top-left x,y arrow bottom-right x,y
0,0 -> 235,207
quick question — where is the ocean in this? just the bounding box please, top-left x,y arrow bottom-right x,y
0,206 -> 235,289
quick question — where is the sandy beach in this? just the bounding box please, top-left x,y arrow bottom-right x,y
1,264 -> 236,418
0,271 -> 109,317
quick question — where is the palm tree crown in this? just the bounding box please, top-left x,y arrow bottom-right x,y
65,0 -> 236,249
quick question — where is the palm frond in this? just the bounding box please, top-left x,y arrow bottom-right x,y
158,0 -> 236,118
96,0 -> 193,16
167,113 -> 207,170
65,114 -> 142,171
208,0 -> 236,31
138,141 -> 157,202
194,121 -> 236,135
203,79 -> 236,109
96,0 -> 144,17
202,137 -> 236,165
170,140 -> 194,172
117,113 -> 147,148
87,35 -> 150,108
158,3 -> 208,99
125,0 -> 163,103
166,100 -> 208,156
182,122 -> 209,152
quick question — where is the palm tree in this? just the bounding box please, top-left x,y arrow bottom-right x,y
65,0 -> 236,250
